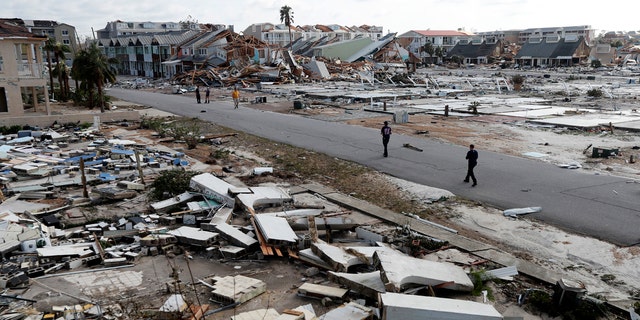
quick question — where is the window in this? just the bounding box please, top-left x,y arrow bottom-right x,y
198,48 -> 207,55
63,39 -> 70,45
62,30 -> 69,35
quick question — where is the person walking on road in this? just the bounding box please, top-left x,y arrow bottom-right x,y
195,86 -> 201,104
381,121 -> 392,157
464,144 -> 478,186
205,87 -> 210,103
232,87 -> 240,109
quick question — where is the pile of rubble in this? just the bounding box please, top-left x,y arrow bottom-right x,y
0,114 -> 629,319
169,52 -> 409,88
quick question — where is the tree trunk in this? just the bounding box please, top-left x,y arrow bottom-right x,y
47,52 -> 54,95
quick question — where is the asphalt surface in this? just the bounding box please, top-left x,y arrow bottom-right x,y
109,87 -> 640,247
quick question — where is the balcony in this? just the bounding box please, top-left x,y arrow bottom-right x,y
17,62 -> 44,78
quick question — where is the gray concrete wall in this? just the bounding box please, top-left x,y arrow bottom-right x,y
0,111 -> 140,128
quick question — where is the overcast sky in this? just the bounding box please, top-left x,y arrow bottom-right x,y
5,0 -> 638,39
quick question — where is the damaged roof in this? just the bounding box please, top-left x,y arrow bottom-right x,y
0,19 -> 47,39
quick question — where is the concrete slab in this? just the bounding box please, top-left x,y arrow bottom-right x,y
497,106 -> 578,118
614,119 -> 640,131
328,270 -> 386,299
311,242 -> 366,272
374,250 -> 474,292
0,196 -> 52,214
61,269 -> 144,297
205,222 -> 257,248
317,301 -> 373,320
530,112 -> 640,128
189,173 -> 235,208
209,275 -> 266,304
150,191 -> 196,212
253,215 -> 298,244
298,248 -> 333,270
237,187 -> 292,212
343,243 -> 403,264
380,293 -> 503,320
297,282 -> 348,300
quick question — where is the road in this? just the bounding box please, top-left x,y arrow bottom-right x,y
109,88 -> 640,247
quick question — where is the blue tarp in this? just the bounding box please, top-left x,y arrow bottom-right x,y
173,159 -> 189,166
110,148 -> 135,155
64,153 -> 97,163
98,172 -> 117,181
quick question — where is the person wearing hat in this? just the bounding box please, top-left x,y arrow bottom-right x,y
381,121 -> 392,157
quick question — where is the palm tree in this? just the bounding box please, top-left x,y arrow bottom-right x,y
72,43 -> 118,112
279,5 -> 294,49
43,38 -> 56,95
52,62 -> 70,101
43,38 -> 71,99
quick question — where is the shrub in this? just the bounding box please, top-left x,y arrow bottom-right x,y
587,88 -> 603,98
149,169 -> 200,200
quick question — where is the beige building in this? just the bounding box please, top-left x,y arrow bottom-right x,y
22,19 -> 80,65
0,19 -> 51,117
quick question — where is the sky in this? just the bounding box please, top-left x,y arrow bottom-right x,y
4,0 -> 639,40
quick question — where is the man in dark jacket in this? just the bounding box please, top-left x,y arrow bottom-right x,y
464,144 -> 478,186
381,121 -> 391,157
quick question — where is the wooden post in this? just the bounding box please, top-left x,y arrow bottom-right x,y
135,151 -> 145,185
80,157 -> 88,198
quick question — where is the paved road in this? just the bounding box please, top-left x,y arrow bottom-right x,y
109,88 -> 640,247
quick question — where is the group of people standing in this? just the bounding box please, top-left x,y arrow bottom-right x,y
381,121 -> 478,187
195,86 -> 240,108
195,86 -> 211,104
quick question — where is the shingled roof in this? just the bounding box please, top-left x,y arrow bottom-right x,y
0,19 -> 46,39
447,40 -> 503,59
515,36 -> 586,59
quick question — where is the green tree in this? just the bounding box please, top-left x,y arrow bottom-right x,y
434,46 -> 445,64
72,43 -> 118,112
421,42 -> 434,65
43,38 -> 71,100
279,5 -> 295,49
149,169 -> 200,200
451,55 -> 463,67
52,62 -> 68,101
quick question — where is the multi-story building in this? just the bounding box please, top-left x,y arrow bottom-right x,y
0,19 -> 50,117
396,30 -> 473,63
474,30 -> 521,45
22,20 -> 79,64
476,26 -> 595,46
98,30 -> 200,78
516,26 -> 595,46
96,20 -> 200,39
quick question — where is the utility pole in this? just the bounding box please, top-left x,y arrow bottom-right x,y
80,157 -> 88,198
